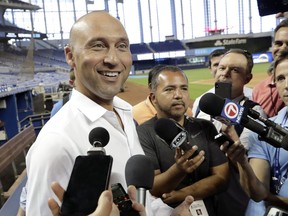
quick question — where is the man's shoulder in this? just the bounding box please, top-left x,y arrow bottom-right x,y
244,86 -> 253,99
186,116 -> 215,128
192,87 -> 215,117
133,99 -> 147,109
114,96 -> 133,110
137,117 -> 156,129
252,76 -> 272,91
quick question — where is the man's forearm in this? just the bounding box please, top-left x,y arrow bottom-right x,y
151,164 -> 186,197
177,174 -> 228,200
238,161 -> 269,201
265,193 -> 288,210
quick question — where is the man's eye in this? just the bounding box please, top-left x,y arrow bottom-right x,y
276,76 -> 285,82
218,67 -> 224,71
117,43 -> 129,50
92,42 -> 105,49
274,41 -> 283,47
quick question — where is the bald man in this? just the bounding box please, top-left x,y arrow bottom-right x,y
25,11 -> 146,215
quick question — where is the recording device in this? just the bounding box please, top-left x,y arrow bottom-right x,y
215,81 -> 232,99
257,0 -> 288,16
111,183 -> 139,216
265,206 -> 288,216
199,93 -> 288,150
125,154 -> 154,207
60,127 -> 113,216
214,133 -> 234,147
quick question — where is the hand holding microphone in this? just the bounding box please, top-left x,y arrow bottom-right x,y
125,154 -> 154,207
61,127 -> 113,216
154,118 -> 205,173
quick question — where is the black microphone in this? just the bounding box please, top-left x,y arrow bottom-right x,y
88,127 -> 110,155
199,93 -> 288,150
125,154 -> 154,206
61,127 -> 113,215
154,118 -> 192,151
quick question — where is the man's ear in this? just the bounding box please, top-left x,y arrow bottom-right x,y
245,73 -> 253,84
64,46 -> 74,68
150,92 -> 156,106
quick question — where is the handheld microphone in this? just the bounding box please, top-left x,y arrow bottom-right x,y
154,118 -> 191,151
125,154 -> 154,207
199,93 -> 288,150
199,92 -> 246,125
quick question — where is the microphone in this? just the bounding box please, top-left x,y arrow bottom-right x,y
154,118 -> 191,151
88,127 -> 110,155
61,127 -> 113,215
125,155 -> 154,206
199,93 -> 288,150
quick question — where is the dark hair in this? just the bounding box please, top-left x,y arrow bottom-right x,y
150,65 -> 187,91
148,64 -> 167,88
224,48 -> 254,74
274,18 -> 288,35
273,48 -> 288,82
208,49 -> 227,67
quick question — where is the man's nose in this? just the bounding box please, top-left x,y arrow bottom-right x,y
174,88 -> 183,98
104,49 -> 120,65
221,68 -> 230,77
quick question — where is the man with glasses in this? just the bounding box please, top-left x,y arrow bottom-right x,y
195,48 -> 266,216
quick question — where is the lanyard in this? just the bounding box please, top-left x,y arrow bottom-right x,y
272,111 -> 288,194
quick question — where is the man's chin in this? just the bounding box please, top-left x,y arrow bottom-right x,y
168,112 -> 185,120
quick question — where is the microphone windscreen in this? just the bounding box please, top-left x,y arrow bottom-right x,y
88,127 -> 110,147
125,155 -> 154,189
199,93 -> 225,116
154,118 -> 181,144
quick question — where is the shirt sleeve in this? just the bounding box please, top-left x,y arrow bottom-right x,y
247,131 -> 269,161
137,122 -> 161,170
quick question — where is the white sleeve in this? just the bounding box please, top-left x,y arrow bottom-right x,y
26,133 -> 74,216
192,96 -> 200,117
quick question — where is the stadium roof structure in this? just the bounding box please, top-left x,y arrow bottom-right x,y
0,0 -> 40,10
0,0 -> 46,41
0,24 -> 47,40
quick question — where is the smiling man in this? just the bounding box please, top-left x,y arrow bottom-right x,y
25,11 -> 146,215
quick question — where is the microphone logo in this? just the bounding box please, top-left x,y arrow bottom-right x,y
219,100 -> 245,124
224,102 -> 239,119
171,131 -> 187,148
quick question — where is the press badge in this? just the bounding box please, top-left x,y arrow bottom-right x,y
189,199 -> 209,216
